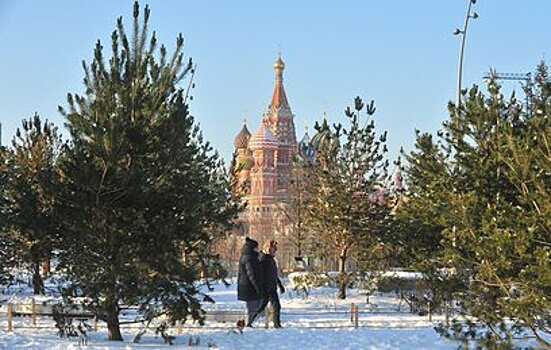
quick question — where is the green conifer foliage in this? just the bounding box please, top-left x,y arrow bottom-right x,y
402,63 -> 550,347
278,154 -> 316,262
1,114 -> 62,294
56,2 -> 239,341
301,97 -> 392,299
393,131 -> 465,311
399,132 -> 449,264
0,147 -> 19,284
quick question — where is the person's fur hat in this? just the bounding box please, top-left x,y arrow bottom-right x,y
245,237 -> 259,248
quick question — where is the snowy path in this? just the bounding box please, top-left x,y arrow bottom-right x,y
0,280 -> 545,349
0,326 -> 455,349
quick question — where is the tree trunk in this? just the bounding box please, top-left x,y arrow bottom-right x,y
31,262 -> 44,295
337,249 -> 347,299
105,296 -> 123,341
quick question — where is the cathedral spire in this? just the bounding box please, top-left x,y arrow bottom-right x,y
269,54 -> 290,112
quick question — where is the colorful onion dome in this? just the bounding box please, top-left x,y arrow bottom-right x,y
233,124 -> 251,149
298,131 -> 310,149
310,119 -> 332,149
249,123 -> 279,150
298,131 -> 315,160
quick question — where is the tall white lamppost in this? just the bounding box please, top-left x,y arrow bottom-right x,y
454,0 -> 478,109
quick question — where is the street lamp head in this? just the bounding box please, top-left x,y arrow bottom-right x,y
470,12 -> 479,19
471,0 -> 477,4
453,28 -> 463,36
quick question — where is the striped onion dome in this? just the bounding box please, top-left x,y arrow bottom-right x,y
248,123 -> 279,150
310,119 -> 332,149
233,124 -> 251,149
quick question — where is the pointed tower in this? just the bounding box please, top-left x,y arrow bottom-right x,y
262,55 -> 297,200
224,56 -> 299,265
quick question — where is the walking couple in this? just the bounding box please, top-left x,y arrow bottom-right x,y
237,237 -> 285,328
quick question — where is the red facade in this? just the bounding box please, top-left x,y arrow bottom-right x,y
232,56 -> 297,249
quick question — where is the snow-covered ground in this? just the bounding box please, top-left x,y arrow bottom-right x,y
0,326 -> 455,350
0,278 -> 545,349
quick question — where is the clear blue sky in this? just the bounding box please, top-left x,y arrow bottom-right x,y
0,1 -> 549,162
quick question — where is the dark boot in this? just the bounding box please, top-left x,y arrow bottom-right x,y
246,313 -> 256,327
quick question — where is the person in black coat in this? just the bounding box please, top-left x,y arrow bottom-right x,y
249,240 -> 285,328
237,237 -> 265,326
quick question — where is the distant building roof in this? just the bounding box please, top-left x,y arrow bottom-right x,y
233,123 -> 251,149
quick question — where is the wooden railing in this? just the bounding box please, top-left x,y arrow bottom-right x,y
2,299 -> 447,332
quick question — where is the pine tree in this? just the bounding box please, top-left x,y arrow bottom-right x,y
398,132 -> 448,263
0,114 -> 63,294
302,97 -> 391,299
278,154 -> 315,262
402,63 -> 550,347
0,146 -> 18,284
394,132 -> 462,309
56,2 -> 239,341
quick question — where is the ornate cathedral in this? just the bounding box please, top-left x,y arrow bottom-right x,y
231,55 -> 299,267
223,55 -> 404,272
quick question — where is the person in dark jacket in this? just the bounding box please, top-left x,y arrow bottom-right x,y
237,237 -> 265,326
249,240 -> 285,328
